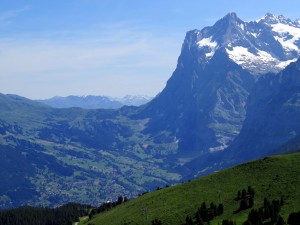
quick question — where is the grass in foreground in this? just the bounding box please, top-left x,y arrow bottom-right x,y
83,152 -> 300,225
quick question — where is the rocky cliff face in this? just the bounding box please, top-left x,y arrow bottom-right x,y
141,13 -> 300,155
227,57 -> 300,161
143,49 -> 254,154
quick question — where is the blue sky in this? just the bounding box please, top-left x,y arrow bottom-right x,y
1,0 -> 300,99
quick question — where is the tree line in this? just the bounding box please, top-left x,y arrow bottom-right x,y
182,201 -> 224,225
88,195 -> 128,220
243,197 -> 284,225
151,186 -> 299,225
0,203 -> 91,225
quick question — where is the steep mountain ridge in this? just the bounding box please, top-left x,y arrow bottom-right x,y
142,49 -> 254,154
226,57 -> 300,162
180,57 -> 300,177
140,12 -> 300,155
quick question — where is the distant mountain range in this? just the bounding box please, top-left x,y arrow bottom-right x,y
37,95 -> 153,109
1,13 -> 300,209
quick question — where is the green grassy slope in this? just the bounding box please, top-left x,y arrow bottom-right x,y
85,153 -> 300,225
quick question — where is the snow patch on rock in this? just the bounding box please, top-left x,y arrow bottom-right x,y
226,46 -> 297,74
197,37 -> 218,59
271,23 -> 300,53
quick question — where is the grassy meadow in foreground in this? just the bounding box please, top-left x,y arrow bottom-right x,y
83,153 -> 300,225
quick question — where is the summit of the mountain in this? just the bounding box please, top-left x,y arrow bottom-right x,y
258,13 -> 292,25
183,12 -> 300,75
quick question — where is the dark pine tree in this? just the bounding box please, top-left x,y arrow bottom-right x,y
195,212 -> 204,225
276,215 -> 285,225
280,196 -> 284,206
248,186 -> 255,197
209,202 -> 216,220
240,199 -> 249,210
218,203 -> 224,215
117,195 -> 124,205
199,202 -> 209,222
248,209 -> 263,225
185,215 -> 194,225
248,196 -> 254,208
264,198 -> 270,208
242,189 -> 247,199
288,211 -> 300,225
152,218 -> 162,225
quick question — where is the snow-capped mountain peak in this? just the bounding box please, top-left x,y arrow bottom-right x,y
258,13 -> 292,25
188,13 -> 300,74
268,19 -> 300,54
194,13 -> 247,61
111,95 -> 153,106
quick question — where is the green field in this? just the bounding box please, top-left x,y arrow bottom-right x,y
83,153 -> 300,225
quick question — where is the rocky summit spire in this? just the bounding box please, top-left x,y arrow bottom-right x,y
223,12 -> 239,22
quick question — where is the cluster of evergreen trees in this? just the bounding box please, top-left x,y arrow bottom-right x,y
0,203 -> 91,225
243,197 -> 284,225
183,201 -> 224,225
155,209 -> 300,225
88,195 -> 128,220
236,186 -> 255,211
226,194 -> 288,225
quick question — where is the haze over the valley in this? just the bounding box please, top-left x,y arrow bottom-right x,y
1,0 -> 300,99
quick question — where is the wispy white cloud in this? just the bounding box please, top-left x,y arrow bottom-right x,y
0,6 -> 30,28
0,22 -> 182,98
0,29 -> 180,74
